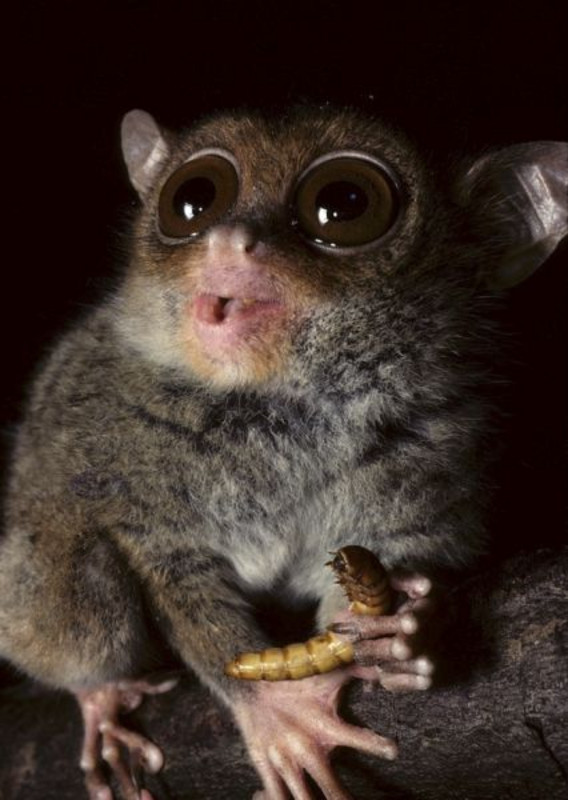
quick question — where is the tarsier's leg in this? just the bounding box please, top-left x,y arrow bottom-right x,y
0,529 -> 171,800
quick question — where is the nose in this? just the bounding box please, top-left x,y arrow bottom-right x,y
207,224 -> 258,255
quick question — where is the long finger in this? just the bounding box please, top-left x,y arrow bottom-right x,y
354,637 -> 396,665
251,753 -> 290,800
379,671 -> 432,693
303,751 -> 354,800
101,730 -> 140,800
391,598 -> 443,659
268,746 -> 313,800
84,768 -> 113,800
322,718 -> 397,761
379,656 -> 434,676
99,722 -> 164,774
396,595 -> 437,619
118,675 -> 180,696
329,611 -> 417,641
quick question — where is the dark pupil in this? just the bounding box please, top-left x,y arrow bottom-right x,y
315,181 -> 368,223
173,177 -> 216,221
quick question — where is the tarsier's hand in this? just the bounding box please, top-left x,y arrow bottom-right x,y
331,571 -> 439,692
234,573 -> 438,800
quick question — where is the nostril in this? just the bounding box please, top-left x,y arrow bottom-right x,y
207,224 -> 259,255
231,225 -> 257,253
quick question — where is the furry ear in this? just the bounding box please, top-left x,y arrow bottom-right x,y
456,142 -> 568,289
121,110 -> 170,198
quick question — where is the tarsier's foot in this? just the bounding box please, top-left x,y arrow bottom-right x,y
331,571 -> 438,692
234,670 -> 397,800
76,675 -> 178,800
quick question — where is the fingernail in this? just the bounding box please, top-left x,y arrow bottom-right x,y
156,678 -> 179,692
384,743 -> 398,760
391,640 -> 411,660
416,675 -> 432,690
416,657 -> 434,676
143,745 -> 164,774
415,577 -> 432,596
400,613 -> 418,634
102,744 -> 120,762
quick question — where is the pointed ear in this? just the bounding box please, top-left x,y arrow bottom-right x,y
121,110 -> 170,198
456,142 -> 568,289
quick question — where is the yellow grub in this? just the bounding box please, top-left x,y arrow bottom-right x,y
224,632 -> 354,681
329,545 -> 392,615
350,599 -> 385,615
225,545 -> 390,681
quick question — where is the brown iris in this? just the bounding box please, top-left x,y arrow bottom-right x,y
293,155 -> 398,248
158,154 -> 239,238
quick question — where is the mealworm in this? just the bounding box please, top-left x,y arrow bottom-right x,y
225,545 -> 390,680
224,631 -> 355,680
327,544 -> 391,615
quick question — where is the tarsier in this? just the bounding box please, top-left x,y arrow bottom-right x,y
1,104 -> 567,800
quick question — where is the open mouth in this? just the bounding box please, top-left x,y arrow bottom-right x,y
193,293 -> 285,326
187,262 -> 290,369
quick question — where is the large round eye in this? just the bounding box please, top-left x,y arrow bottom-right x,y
158,153 -> 239,238
293,155 -> 399,248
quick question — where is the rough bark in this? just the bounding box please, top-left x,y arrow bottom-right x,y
0,546 -> 566,800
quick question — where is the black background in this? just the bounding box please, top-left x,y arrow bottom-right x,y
2,0 -> 567,555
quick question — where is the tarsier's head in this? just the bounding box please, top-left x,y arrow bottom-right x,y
118,107 -> 567,396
